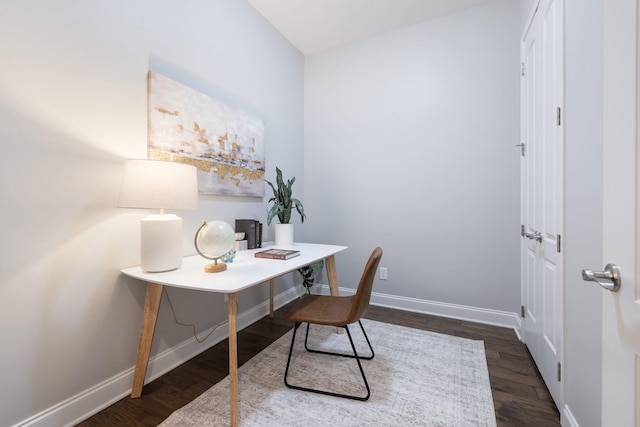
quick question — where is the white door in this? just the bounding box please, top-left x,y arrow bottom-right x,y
520,0 -> 564,408
599,0 -> 640,424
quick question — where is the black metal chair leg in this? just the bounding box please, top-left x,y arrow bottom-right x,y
284,321 -> 302,386
284,322 -> 372,401
304,320 -> 374,360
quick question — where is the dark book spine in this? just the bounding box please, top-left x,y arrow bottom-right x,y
256,221 -> 262,248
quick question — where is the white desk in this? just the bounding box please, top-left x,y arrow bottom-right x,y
121,242 -> 347,427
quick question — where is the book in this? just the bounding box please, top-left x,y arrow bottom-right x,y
257,222 -> 263,248
235,219 -> 257,249
254,249 -> 300,260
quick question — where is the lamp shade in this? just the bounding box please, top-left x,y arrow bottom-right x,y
118,159 -> 198,210
119,159 -> 198,272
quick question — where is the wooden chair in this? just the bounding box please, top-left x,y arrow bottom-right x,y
284,247 -> 383,401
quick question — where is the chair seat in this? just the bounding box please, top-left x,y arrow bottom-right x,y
285,295 -> 355,326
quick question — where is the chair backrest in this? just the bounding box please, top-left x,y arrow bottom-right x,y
346,247 -> 383,324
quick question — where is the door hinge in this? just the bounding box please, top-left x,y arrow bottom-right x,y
521,305 -> 525,318
557,362 -> 562,381
556,107 -> 562,126
521,224 -> 525,237
557,234 -> 561,253
521,62 -> 526,76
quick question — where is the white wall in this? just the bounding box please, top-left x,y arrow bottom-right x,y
0,1 -> 303,425
563,0 -> 603,424
303,0 -> 521,313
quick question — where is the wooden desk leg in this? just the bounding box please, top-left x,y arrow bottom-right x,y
228,292 -> 239,427
269,279 -> 275,318
131,282 -> 163,398
325,255 -> 340,296
324,255 -> 343,334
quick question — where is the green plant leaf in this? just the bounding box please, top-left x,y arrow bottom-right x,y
264,166 -> 305,224
292,198 -> 306,223
267,204 -> 281,225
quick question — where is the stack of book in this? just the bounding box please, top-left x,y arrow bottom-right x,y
235,219 -> 262,249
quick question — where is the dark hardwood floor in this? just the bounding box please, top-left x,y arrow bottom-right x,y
78,302 -> 560,426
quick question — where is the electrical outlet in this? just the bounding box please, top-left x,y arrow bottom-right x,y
379,267 -> 388,280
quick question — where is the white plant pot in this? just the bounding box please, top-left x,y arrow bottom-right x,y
275,223 -> 294,247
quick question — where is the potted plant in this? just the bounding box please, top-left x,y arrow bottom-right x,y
297,260 -> 324,295
265,167 -> 306,246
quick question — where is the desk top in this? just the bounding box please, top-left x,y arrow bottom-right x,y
121,242 -> 347,293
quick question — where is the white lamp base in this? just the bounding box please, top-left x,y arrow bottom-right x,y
140,214 -> 183,272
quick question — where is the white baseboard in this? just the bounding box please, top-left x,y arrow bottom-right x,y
15,285 -> 520,427
562,404 -> 579,427
317,285 -> 521,331
13,286 -> 303,427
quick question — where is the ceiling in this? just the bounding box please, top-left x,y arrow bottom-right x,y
248,0 -> 500,55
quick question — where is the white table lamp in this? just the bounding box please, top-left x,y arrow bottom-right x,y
119,159 -> 198,272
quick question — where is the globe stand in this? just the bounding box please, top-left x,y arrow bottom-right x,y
204,258 -> 227,273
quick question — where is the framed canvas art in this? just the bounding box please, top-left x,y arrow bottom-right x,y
147,71 -> 265,196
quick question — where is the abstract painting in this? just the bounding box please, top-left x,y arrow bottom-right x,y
147,71 -> 265,196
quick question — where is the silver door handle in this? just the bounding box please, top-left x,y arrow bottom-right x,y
581,263 -> 621,292
524,231 -> 543,243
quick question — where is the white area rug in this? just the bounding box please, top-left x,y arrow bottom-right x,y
160,319 -> 496,426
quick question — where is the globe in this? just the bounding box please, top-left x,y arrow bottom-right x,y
194,220 -> 235,272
